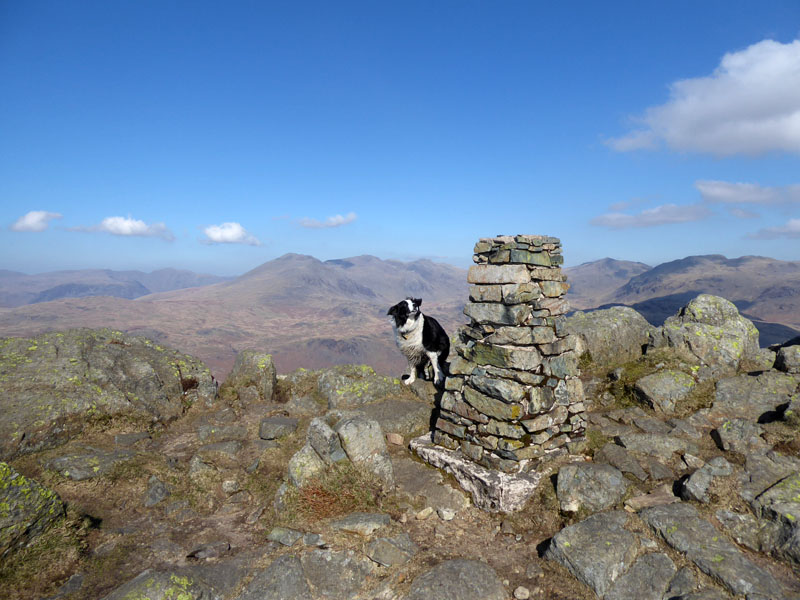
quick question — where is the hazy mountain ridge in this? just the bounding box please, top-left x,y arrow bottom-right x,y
0,268 -> 233,307
567,254 -> 800,346
0,254 -> 469,377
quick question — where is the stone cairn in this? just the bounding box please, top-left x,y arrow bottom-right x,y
434,234 -> 585,474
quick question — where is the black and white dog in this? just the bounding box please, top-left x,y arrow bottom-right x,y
387,297 -> 450,387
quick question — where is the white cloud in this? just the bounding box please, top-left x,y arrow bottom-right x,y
298,212 -> 357,229
749,218 -> 800,239
608,39 -> 800,156
696,180 -> 800,204
202,222 -> 261,246
72,216 -> 175,241
728,207 -> 760,219
10,210 -> 62,232
591,203 -> 712,229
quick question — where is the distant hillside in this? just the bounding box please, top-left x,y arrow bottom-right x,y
564,258 -> 651,310
568,255 -> 800,346
0,268 -> 232,307
0,254 -> 469,378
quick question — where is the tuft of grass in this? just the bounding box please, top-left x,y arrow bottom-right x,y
279,463 -> 386,525
0,512 -> 89,600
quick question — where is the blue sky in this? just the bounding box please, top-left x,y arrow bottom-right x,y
2,1 -> 799,275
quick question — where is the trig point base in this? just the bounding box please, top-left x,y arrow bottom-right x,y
412,234 -> 585,512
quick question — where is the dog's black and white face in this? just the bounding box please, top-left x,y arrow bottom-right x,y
387,297 -> 422,329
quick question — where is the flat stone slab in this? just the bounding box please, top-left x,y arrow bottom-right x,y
545,510 -> 642,597
45,447 -> 135,480
405,559 -> 506,600
410,435 -> 547,512
640,502 -> 788,599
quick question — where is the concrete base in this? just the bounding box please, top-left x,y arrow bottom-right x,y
410,435 -> 552,513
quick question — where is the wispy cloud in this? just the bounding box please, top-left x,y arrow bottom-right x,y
607,39 -> 800,156
10,210 -> 62,232
202,222 -> 261,245
749,218 -> 800,239
696,180 -> 800,205
73,216 -> 175,241
591,203 -> 711,229
298,212 -> 357,229
728,207 -> 760,220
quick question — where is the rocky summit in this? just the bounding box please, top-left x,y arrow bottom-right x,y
1,290 -> 800,600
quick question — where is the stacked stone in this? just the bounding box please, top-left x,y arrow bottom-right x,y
435,235 -> 586,473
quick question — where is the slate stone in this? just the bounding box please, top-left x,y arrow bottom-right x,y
711,371 -> 799,423
775,345 -> 800,373
114,431 -> 150,446
665,566 -> 697,599
675,589 -> 730,600
45,447 -> 135,481
365,533 -> 418,566
751,471 -> 800,566
681,457 -> 733,503
330,512 -> 390,537
616,433 -> 699,460
642,457 -> 674,481
737,451 -> 800,503
545,511 -> 641,597
405,559 -> 506,600
259,416 -> 299,440
595,443 -> 648,481
300,548 -> 374,599
186,540 -> 230,560
711,419 -> 767,453
144,475 -> 170,507
234,554 -> 311,600
100,569 -> 221,600
197,441 -> 243,457
358,399 -> 432,437
605,552 -> 676,600
557,462 -> 629,514
0,462 -> 65,556
634,370 -> 696,414
307,418 -> 347,463
640,503 -> 786,599
632,414 -> 672,434
715,509 -> 775,553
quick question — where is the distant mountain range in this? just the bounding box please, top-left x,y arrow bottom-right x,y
0,268 -> 232,307
0,255 -> 468,377
564,255 -> 800,346
0,253 -> 797,378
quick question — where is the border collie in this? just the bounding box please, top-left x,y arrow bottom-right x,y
387,297 -> 450,387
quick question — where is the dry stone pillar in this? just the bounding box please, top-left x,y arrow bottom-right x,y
412,235 -> 585,511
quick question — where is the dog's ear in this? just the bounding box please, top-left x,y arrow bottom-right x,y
387,305 -> 397,316
412,298 -> 422,309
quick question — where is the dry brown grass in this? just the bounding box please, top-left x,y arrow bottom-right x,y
279,462 -> 386,526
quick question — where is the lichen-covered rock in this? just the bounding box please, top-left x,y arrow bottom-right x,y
0,329 -> 217,460
545,511 -> 642,597
650,294 -> 760,376
751,471 -> 800,567
567,306 -> 655,367
287,444 -> 326,488
334,416 -> 394,486
317,365 -> 404,410
556,462 -> 629,514
634,370 -> 696,413
300,548 -> 375,599
225,349 -> 277,403
101,569 -> 220,600
710,371 -> 799,423
44,446 -> 135,481
0,462 -> 65,557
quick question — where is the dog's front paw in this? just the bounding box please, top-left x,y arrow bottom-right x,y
401,373 -> 416,385
434,375 -> 445,388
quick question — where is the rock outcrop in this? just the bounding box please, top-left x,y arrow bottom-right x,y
0,328 -> 217,460
567,305 -> 655,366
